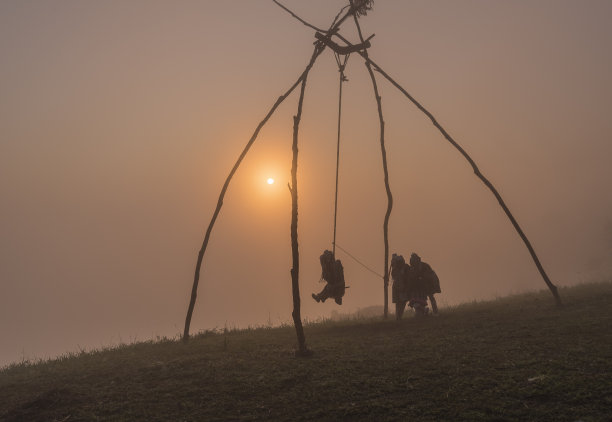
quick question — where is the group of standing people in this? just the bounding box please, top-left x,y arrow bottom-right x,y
391,252 -> 441,319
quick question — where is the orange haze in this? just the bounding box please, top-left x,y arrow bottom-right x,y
1,0 -> 612,366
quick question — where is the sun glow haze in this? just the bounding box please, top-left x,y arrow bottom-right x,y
1,0 -> 612,369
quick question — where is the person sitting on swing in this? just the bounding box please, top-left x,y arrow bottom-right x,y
408,252 -> 441,315
312,249 -> 345,305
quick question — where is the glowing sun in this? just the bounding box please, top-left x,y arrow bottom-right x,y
267,177 -> 275,185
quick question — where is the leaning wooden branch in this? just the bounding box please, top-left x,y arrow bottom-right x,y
272,0 -> 326,33
350,1 -> 393,319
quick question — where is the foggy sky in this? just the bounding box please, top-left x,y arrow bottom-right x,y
1,0 -> 611,367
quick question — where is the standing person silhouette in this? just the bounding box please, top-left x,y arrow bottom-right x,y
408,253 -> 441,314
391,253 -> 410,319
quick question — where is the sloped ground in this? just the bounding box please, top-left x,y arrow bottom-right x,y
1,282 -> 611,421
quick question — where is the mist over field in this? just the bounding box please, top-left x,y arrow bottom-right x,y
1,0 -> 612,367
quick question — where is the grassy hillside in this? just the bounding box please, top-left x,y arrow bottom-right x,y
1,282 -> 611,421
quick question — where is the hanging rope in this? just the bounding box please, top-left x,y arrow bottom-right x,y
332,51 -> 350,260
334,242 -> 383,279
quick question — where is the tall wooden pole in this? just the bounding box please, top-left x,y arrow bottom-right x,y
290,71 -> 311,356
286,6 -> 356,355
351,3 -> 393,318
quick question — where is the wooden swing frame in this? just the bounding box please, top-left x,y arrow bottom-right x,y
182,1 -> 562,355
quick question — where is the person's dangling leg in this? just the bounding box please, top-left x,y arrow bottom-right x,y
312,284 -> 331,302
